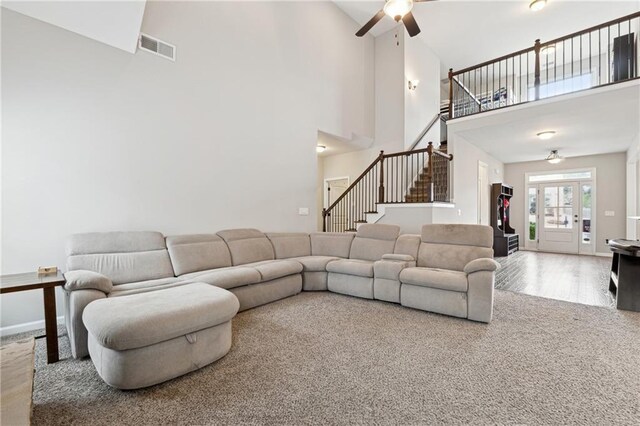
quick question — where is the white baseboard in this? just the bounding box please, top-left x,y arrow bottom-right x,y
595,252 -> 614,258
0,316 -> 65,337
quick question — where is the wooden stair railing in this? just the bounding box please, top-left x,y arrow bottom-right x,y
322,142 -> 453,232
448,12 -> 640,119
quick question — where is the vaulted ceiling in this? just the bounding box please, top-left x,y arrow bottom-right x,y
334,1 -> 640,75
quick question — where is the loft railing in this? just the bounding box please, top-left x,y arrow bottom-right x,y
448,12 -> 640,119
322,142 -> 453,232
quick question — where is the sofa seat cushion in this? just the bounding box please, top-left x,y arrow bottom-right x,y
108,277 -> 185,298
290,256 -> 341,272
179,267 -> 262,290
83,283 -> 239,351
326,259 -> 374,278
242,260 -> 303,281
400,267 -> 468,292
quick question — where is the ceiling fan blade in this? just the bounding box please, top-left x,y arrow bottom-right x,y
356,10 -> 386,37
402,11 -> 421,37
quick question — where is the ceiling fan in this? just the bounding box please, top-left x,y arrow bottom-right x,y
356,0 -> 436,38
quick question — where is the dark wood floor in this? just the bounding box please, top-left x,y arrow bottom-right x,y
495,251 -> 615,308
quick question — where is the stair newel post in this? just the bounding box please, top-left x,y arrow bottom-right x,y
448,68 -> 454,119
322,208 -> 327,232
427,142 -> 434,202
534,39 -> 541,101
377,151 -> 385,203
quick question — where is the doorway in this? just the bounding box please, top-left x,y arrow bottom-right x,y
478,161 -> 489,225
525,169 -> 595,255
324,177 -> 349,229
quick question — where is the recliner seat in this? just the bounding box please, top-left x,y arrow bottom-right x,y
64,224 -> 499,359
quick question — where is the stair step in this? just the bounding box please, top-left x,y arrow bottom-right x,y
364,211 -> 378,214
345,228 -> 357,232
354,220 -> 367,224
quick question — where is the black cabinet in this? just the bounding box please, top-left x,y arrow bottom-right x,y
491,183 -> 519,257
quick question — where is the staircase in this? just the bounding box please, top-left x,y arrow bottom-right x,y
323,107 -> 453,232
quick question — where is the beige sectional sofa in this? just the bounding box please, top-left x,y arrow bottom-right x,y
64,224 -> 499,359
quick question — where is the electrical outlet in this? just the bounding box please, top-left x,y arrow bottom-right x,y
605,211 -> 615,217
298,207 -> 309,216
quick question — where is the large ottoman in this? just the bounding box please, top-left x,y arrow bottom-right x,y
82,283 -> 239,389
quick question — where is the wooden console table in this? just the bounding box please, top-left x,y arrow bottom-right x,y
608,239 -> 640,312
0,272 -> 66,363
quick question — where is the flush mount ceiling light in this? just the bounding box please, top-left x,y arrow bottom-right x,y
316,145 -> 327,153
546,149 -> 564,164
529,0 -> 547,12
540,45 -> 556,56
537,130 -> 556,140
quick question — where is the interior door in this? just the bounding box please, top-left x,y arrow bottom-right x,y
538,182 -> 580,253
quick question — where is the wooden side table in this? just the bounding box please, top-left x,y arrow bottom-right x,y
0,272 -> 66,363
608,239 -> 640,312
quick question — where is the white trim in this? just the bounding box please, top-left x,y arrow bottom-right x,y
524,167 -> 597,256
0,316 -> 65,337
595,252 -> 613,258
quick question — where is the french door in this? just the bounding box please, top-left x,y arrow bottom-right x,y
538,182 -> 580,253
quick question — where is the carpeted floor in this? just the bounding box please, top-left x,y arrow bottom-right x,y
4,290 -> 640,425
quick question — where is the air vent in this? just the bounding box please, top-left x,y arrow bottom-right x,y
138,33 -> 175,61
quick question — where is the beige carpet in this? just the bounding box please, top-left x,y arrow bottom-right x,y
7,290 -> 640,425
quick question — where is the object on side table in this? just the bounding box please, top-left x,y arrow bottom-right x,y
0,272 -> 66,363
491,183 -> 519,256
608,239 -> 640,312
0,338 -> 35,425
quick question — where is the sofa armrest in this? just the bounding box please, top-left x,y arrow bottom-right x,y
64,270 -> 113,294
382,254 -> 415,262
374,259 -> 416,281
464,258 -> 500,274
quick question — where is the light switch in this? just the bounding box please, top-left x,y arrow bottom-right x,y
457,209 -> 462,217
298,207 -> 309,216
605,211 -> 615,217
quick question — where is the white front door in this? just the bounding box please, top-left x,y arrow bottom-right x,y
538,182 -> 580,253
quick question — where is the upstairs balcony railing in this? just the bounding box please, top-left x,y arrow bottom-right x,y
448,12 -> 640,119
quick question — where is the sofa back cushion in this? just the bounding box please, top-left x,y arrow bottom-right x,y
66,231 -> 175,285
394,234 -> 421,259
217,228 -> 275,265
418,224 -> 494,272
310,232 -> 355,258
349,224 -> 400,261
166,234 -> 232,276
266,233 -> 311,259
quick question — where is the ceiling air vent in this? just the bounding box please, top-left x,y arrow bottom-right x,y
138,33 -> 175,61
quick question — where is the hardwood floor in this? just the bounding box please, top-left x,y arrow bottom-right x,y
495,251 -> 615,308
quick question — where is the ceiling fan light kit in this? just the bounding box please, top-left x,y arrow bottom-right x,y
356,0 -> 435,38
384,0 -> 413,22
546,149 -> 564,164
529,0 -> 547,12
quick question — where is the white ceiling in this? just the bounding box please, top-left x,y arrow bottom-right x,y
317,131 -> 375,157
448,80 -> 640,164
334,0 -> 640,75
2,0 -> 146,53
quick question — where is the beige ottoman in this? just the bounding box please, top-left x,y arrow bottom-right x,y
83,283 -> 239,389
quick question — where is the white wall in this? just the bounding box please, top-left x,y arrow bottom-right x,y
1,2 -> 375,330
404,33 -> 440,150
445,133 -> 505,224
505,152 -> 627,254
627,134 -> 640,239
320,27 -> 442,226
